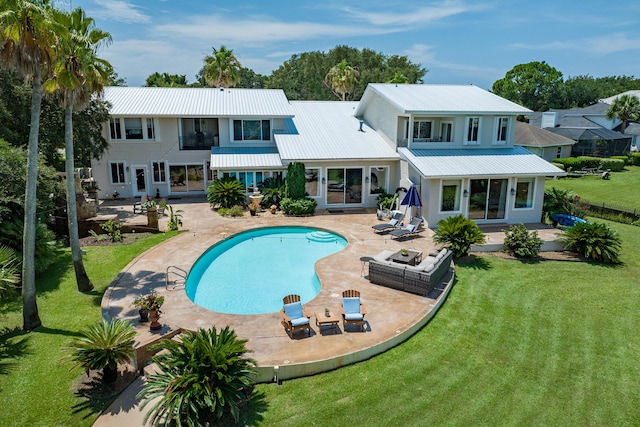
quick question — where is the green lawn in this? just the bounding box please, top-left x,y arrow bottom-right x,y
547,164 -> 640,209
1,205 -> 640,425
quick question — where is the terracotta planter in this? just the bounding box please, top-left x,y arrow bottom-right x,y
149,310 -> 162,330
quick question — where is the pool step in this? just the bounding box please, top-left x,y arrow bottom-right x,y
306,231 -> 338,243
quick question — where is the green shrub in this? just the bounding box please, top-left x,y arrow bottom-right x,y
551,162 -> 565,171
139,327 -> 257,426
376,192 -> 396,210
543,187 -> 589,222
502,223 -> 544,258
280,197 -> 317,215
0,218 -> 57,274
161,203 -> 183,231
0,244 -> 19,301
101,219 -> 122,242
630,152 -> 640,166
610,155 -> 629,166
600,158 -> 625,172
433,214 -> 485,258
258,175 -> 285,207
206,177 -> 246,208
218,205 -> 244,217
559,221 -> 622,264
64,319 -> 136,383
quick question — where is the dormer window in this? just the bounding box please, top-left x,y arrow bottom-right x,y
496,117 -> 509,143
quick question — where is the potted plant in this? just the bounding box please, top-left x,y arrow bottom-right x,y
86,182 -> 100,199
133,290 -> 165,330
141,199 -> 157,212
248,203 -> 258,216
270,204 -> 278,214
324,308 -> 330,317
400,248 -> 409,256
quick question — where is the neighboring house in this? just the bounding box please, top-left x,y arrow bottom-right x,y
92,84 -> 564,226
601,90 -> 640,148
514,121 -> 575,162
529,103 -> 632,157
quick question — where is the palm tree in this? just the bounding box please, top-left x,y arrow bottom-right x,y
139,326 -> 257,425
605,94 -> 640,134
0,0 -> 60,330
45,7 -> 112,292
64,319 -> 136,383
324,59 -> 359,101
388,72 -> 409,84
0,244 -> 19,301
202,45 -> 241,88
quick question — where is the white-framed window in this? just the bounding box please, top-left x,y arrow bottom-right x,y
220,170 -> 284,192
514,178 -> 534,209
152,161 -> 166,183
496,117 -> 509,143
465,117 -> 480,144
233,119 -> 271,141
440,179 -> 462,212
109,117 -> 156,141
109,162 -> 126,184
440,122 -> 453,142
556,146 -> 562,158
412,120 -> 432,141
369,166 -> 388,195
109,118 -> 122,140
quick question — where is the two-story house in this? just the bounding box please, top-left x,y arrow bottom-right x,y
91,84 -> 564,225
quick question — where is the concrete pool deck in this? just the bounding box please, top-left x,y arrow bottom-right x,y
99,197 -> 452,381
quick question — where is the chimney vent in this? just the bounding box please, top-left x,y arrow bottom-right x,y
358,120 -> 364,132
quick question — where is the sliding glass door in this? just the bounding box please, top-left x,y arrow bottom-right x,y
326,168 -> 363,205
468,179 -> 507,220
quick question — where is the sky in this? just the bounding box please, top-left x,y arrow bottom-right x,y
58,0 -> 640,90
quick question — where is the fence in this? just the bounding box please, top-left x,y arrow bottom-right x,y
584,199 -> 640,221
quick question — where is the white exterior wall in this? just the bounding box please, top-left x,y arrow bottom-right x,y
360,93 -> 401,150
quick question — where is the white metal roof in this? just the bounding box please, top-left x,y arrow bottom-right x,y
398,146 -> 565,179
275,101 -> 400,161
101,86 -> 293,117
356,84 -> 532,116
210,147 -> 283,169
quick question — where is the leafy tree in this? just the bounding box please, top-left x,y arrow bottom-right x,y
559,222 -> 622,264
45,6 -> 112,293
433,214 -> 486,258
491,61 -> 563,111
206,176 -> 246,208
0,244 -> 19,301
145,72 -> 188,87
325,59 -> 359,101
0,0 -> 60,330
139,327 -> 257,426
202,45 -> 241,88
388,72 -> 409,84
605,94 -> 640,134
267,45 -> 426,100
236,66 -> 267,88
72,97 -> 110,166
64,319 -> 136,383
284,162 -> 306,199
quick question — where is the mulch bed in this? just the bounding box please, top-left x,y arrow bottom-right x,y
72,362 -> 138,401
79,232 -> 156,247
466,250 -> 584,262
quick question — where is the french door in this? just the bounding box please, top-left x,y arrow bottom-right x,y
468,179 -> 508,220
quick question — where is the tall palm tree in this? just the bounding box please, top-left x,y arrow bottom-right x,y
0,0 -> 60,330
605,94 -> 640,134
324,59 -> 359,101
45,6 -> 111,292
202,45 -> 241,88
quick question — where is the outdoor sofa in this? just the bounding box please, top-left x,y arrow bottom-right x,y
368,248 -> 453,296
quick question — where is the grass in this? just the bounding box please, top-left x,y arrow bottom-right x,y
254,219 -> 640,426
0,232 -> 177,427
2,186 -> 640,425
548,164 -> 640,209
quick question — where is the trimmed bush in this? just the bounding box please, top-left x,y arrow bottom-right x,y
280,197 -> 317,215
284,162 -> 306,200
502,223 -> 544,258
630,152 -> 640,166
600,158 -> 625,172
610,155 -> 629,166
433,214 -> 486,258
559,221 -> 622,264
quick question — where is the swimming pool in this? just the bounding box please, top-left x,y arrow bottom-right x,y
185,226 -> 347,315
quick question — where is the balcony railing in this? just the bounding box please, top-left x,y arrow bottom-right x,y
179,133 -> 219,150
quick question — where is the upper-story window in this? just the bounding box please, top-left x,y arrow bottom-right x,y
233,119 -> 271,141
466,117 -> 480,144
496,117 -> 509,143
440,122 -> 453,142
413,120 -> 432,141
109,117 -> 156,141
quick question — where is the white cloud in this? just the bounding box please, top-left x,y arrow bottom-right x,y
92,0 -> 151,24
508,33 -> 640,56
405,43 -> 498,82
342,0 -> 486,26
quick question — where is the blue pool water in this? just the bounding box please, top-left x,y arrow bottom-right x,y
185,226 -> 347,315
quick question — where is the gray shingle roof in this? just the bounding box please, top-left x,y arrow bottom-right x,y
515,121 -> 575,147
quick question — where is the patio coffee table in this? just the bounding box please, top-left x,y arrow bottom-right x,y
315,311 -> 340,333
389,250 -> 422,266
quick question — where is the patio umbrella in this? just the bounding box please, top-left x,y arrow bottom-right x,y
400,185 -> 422,219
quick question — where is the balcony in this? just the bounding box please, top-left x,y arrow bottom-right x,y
179,133 -> 219,150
